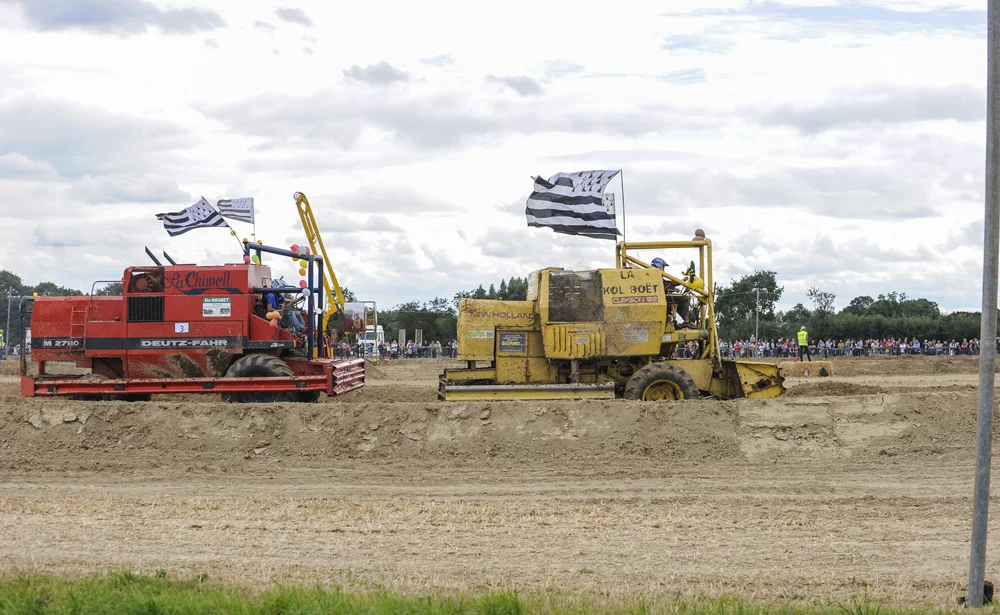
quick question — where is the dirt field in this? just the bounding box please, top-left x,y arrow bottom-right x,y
0,355 -> 997,605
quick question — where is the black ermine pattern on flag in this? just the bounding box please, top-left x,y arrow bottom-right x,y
216,198 -> 255,224
525,170 -> 621,240
155,197 -> 230,237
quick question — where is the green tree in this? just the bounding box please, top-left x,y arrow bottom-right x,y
96,282 -> 123,296
781,303 -> 812,329
0,270 -> 26,298
806,286 -> 835,314
806,286 -> 836,335
377,297 -> 459,344
32,282 -> 82,297
869,292 -> 907,318
900,298 -> 940,319
714,270 -> 783,339
842,295 -> 873,316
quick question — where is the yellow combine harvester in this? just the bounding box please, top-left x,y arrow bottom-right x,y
439,233 -> 785,401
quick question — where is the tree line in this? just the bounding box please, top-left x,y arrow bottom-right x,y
373,277 -> 529,344
714,270 -> 983,342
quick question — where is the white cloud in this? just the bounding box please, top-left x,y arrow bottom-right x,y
1,0 -> 225,35
0,0 -> 991,313
274,6 -> 313,27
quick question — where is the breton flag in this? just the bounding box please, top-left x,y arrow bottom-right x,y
525,170 -> 622,240
155,197 -> 230,237
216,197 -> 255,224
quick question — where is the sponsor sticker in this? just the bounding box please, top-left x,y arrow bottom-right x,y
202,297 -> 231,318
468,330 -> 495,339
498,332 -> 526,354
139,338 -> 230,348
612,295 -> 659,305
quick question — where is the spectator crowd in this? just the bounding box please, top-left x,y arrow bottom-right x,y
333,339 -> 459,361
720,337 -> 992,358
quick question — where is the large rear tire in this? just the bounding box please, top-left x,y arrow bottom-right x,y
623,362 -> 699,401
222,354 -> 296,403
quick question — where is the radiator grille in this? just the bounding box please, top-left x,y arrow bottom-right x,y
127,296 -> 164,322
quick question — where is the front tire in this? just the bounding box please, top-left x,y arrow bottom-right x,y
623,362 -> 699,401
222,354 -> 296,403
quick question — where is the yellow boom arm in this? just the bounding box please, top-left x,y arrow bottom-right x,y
293,192 -> 346,330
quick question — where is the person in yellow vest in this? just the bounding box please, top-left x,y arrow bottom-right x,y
0,329 -> 5,360
797,326 -> 811,362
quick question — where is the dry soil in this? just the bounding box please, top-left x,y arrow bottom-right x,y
0,355 -> 996,605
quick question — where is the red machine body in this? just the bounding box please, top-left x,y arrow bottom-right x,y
21,261 -> 364,400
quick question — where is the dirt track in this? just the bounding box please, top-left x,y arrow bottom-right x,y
0,356 -> 996,604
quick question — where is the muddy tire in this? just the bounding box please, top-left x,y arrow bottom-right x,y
623,362 -> 699,401
222,354 -> 296,403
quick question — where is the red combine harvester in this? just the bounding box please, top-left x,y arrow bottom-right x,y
19,241 -> 364,402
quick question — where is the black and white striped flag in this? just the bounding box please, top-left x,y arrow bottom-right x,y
526,170 -> 621,240
216,198 -> 254,224
155,197 -> 230,237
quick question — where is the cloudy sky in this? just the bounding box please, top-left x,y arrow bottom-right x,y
0,0 -> 990,312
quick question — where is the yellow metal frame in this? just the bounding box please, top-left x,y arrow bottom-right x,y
293,192 -> 346,330
615,239 -> 722,369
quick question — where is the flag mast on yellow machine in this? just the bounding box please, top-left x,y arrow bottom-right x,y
293,192 -> 347,333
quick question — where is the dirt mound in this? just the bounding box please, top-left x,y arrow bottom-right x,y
4,357 -> 991,472
0,397 -> 743,472
365,358 -> 462,381
831,355 -> 986,376
0,386 -> 985,472
785,381 -> 882,397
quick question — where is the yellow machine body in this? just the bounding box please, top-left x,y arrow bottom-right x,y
440,237 -> 784,401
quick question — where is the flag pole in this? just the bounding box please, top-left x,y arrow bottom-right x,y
619,169 -> 627,245
968,0 -> 1000,605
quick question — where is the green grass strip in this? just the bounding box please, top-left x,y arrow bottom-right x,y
0,571 -> 979,615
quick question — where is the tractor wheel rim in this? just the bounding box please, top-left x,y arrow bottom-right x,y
643,379 -> 682,401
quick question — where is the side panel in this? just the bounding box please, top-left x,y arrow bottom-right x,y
456,299 -> 536,361
539,268 -> 666,359
29,297 -> 91,362
30,296 -> 126,363
125,292 -> 248,379
494,329 -> 554,384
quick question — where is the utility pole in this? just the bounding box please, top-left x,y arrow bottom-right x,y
752,287 -> 765,344
4,295 -> 14,361
968,0 -> 1000,606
